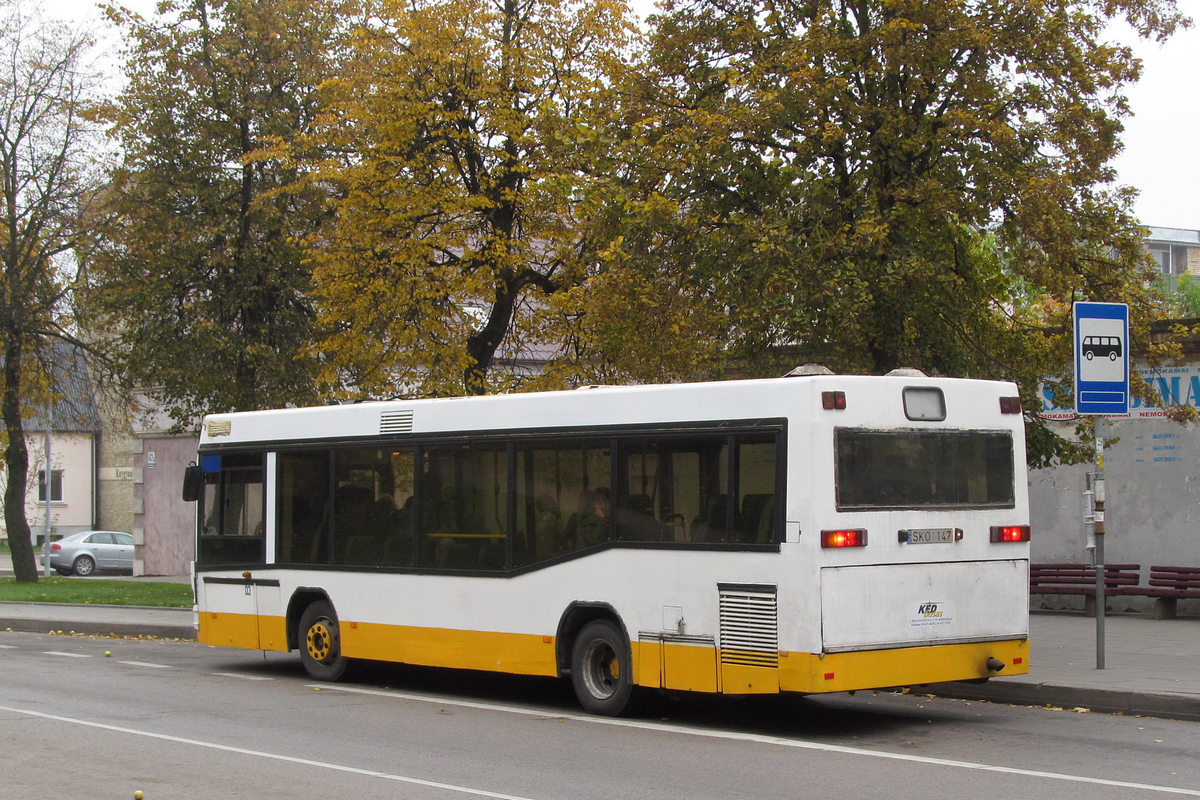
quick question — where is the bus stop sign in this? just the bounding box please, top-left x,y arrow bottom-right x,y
1073,301 -> 1129,415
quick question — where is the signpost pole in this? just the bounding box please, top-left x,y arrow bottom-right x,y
1093,427 -> 1105,670
1072,301 -> 1127,672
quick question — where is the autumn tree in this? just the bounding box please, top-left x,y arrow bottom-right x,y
0,2 -> 103,582
298,0 -> 637,398
594,0 -> 1188,464
80,0 -> 342,425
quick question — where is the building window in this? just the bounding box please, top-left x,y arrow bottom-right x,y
1149,245 -> 1173,274
1148,243 -> 1200,275
37,470 -> 63,503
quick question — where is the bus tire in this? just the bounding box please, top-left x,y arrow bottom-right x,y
298,601 -> 348,681
570,619 -> 637,716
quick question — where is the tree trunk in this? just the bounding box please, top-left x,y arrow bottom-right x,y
3,339 -> 37,582
463,273 -> 521,395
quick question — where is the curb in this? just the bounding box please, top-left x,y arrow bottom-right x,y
0,616 -> 195,640
922,679 -> 1200,723
0,603 -> 196,641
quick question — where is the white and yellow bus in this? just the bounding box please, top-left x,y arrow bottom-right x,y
185,370 -> 1031,715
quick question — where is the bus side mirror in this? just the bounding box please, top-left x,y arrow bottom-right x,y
182,464 -> 203,502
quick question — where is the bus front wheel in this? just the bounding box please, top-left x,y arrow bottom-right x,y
298,601 -> 348,681
570,620 -> 637,716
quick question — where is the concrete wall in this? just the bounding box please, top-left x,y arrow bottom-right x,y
1030,409 -> 1200,616
133,435 -> 197,576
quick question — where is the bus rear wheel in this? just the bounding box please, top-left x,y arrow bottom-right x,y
298,601 -> 348,681
570,619 -> 637,716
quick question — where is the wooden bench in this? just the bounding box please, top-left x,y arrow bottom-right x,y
1142,565 -> 1200,619
1029,563 -> 1142,616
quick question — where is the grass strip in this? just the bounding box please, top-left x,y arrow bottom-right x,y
0,577 -> 192,607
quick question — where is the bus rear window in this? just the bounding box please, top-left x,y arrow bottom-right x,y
835,429 -> 1014,510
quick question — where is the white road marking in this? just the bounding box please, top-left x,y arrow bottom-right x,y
213,672 -> 273,681
42,651 -> 89,658
315,684 -> 1200,798
0,704 -> 538,800
0,644 -> 17,649
118,661 -> 172,669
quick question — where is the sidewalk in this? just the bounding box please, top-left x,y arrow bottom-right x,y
926,612 -> 1200,721
0,599 -> 194,640
4,550 -> 1199,720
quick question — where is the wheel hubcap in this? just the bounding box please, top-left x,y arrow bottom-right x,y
306,620 -> 335,663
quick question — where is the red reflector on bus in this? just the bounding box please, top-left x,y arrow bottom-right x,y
822,391 -> 846,410
822,529 -> 867,548
999,396 -> 1022,414
990,525 -> 1030,543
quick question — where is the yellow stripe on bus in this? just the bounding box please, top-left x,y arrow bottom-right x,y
198,612 -> 1028,696
341,622 -> 559,677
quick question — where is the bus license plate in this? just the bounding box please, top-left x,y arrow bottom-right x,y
901,528 -> 956,544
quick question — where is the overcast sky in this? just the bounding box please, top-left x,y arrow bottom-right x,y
55,0 -> 1200,230
1109,0 -> 1200,229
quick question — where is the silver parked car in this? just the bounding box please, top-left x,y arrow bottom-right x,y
46,531 -> 135,576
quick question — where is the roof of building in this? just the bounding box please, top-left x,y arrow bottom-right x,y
1146,226 -> 1200,245
23,340 -> 101,434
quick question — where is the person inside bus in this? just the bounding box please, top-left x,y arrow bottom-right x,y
564,487 -> 611,549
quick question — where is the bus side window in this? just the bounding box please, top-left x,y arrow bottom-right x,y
418,444 -> 508,570
734,436 -> 778,544
277,450 -> 331,565
515,440 -> 611,565
329,448 -> 416,568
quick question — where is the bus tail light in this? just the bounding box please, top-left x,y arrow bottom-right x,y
990,525 -> 1030,543
822,529 -> 867,548
822,391 -> 846,410
999,396 -> 1022,414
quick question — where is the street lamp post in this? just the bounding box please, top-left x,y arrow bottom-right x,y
42,412 -> 52,578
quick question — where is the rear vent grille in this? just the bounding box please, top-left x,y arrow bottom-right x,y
379,409 -> 414,435
719,585 -> 779,668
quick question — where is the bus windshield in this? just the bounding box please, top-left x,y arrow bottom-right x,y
835,429 -> 1014,510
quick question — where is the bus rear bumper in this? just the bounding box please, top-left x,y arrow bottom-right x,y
778,637 -> 1030,695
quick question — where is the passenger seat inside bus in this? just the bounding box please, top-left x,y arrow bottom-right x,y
690,495 -> 727,542
739,494 -> 775,544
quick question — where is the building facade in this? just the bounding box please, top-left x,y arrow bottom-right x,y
0,343 -> 103,547
125,391 -> 196,576
1146,226 -> 1200,275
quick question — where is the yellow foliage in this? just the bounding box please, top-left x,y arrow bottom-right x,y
299,0 -> 638,397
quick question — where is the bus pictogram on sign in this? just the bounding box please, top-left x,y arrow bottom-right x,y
1074,302 -> 1129,415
